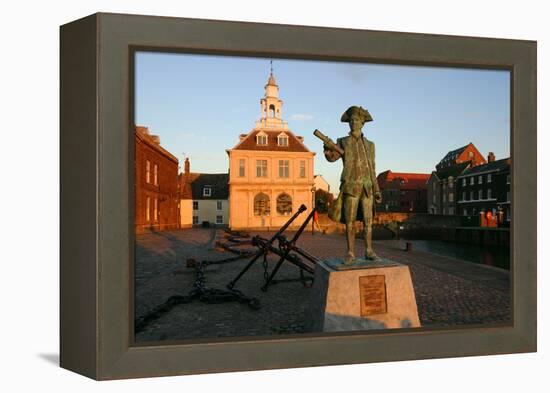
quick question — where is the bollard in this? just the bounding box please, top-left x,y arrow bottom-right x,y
405,242 -> 413,252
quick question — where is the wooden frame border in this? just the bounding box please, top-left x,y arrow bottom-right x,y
60,12 -> 536,380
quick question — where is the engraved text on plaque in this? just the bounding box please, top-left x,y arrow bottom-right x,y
359,275 -> 387,316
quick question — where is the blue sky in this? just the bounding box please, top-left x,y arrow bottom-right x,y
135,52 -> 510,193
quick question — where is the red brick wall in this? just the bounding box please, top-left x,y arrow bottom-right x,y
376,172 -> 429,213
135,132 -> 180,233
397,188 -> 428,213
457,144 -> 486,167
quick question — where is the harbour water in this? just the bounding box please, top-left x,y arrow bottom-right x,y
377,239 -> 510,270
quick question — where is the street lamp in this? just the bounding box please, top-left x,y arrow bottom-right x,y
311,186 -> 316,235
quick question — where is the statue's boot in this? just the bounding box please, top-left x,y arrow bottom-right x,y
365,249 -> 380,260
344,251 -> 356,265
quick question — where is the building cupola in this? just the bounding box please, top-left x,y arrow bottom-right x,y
258,60 -> 286,129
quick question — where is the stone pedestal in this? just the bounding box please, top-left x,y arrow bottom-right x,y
309,259 -> 420,332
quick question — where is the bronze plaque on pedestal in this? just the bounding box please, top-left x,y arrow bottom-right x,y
359,275 -> 387,316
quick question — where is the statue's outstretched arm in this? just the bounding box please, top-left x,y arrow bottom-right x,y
323,139 -> 342,162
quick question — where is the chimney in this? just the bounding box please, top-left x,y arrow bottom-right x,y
135,125 -> 150,135
487,152 -> 496,162
184,157 -> 190,174
150,135 -> 161,144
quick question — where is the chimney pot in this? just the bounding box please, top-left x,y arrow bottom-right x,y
184,157 -> 190,174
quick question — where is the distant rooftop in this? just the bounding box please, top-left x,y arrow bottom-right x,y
434,162 -> 471,180
231,129 -> 309,152
378,170 -> 430,189
135,125 -> 178,163
181,173 -> 229,200
457,158 -> 510,177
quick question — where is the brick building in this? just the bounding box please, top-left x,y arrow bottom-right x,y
456,154 -> 511,226
135,126 -> 180,233
376,170 -> 430,213
427,143 -> 486,215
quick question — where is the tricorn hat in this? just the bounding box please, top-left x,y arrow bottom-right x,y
340,105 -> 373,123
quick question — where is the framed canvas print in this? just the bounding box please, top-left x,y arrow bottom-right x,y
60,12 -> 536,380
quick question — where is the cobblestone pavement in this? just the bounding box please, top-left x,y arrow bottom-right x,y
134,229 -> 510,342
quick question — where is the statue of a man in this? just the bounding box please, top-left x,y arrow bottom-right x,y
322,106 -> 382,264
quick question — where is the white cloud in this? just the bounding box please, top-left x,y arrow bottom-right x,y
290,113 -> 314,121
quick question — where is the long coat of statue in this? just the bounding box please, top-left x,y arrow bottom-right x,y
324,133 -> 380,224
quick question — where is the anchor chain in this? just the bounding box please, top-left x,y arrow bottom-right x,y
135,257 -> 260,334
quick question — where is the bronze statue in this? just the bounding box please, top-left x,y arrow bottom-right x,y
314,106 -> 382,264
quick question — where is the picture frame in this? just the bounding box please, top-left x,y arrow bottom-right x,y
60,12 -> 536,380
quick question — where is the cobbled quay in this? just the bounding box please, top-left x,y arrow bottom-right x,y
134,228 -> 510,342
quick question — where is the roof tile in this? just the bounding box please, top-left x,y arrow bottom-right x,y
232,130 -> 309,152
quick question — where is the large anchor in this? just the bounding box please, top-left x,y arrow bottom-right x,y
136,205 -> 322,334
227,204 -> 321,292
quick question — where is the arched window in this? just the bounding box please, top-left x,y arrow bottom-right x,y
269,104 -> 276,118
254,193 -> 270,216
276,193 -> 292,216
